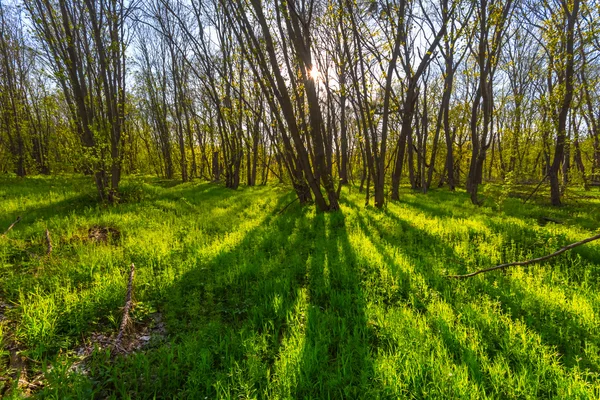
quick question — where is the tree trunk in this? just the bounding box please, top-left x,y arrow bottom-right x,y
549,0 -> 579,206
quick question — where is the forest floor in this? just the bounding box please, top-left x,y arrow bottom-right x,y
1,175 -> 600,399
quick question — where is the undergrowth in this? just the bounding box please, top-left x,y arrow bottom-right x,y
1,175 -> 599,399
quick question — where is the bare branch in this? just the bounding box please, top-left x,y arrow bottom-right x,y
116,263 -> 135,351
277,197 -> 300,215
45,229 -> 53,255
2,216 -> 21,236
523,173 -> 549,204
448,232 -> 600,279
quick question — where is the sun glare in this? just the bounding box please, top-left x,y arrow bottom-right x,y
309,66 -> 320,81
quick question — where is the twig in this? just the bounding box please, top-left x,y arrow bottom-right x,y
448,232 -> 600,279
523,174 -> 548,204
45,229 -> 53,255
115,263 -> 135,350
277,197 -> 299,215
2,216 -> 21,236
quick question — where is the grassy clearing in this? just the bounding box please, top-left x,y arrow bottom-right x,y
1,176 -> 599,399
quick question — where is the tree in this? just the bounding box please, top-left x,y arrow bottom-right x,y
465,0 -> 514,205
24,0 -> 130,201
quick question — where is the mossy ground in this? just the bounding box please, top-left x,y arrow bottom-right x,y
1,176 -> 599,399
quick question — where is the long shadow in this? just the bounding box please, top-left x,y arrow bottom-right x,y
1,181 -> 264,276
402,194 -> 600,285
342,199 -> 495,396
0,179 -> 258,235
294,211 -> 376,398
402,188 -> 600,234
380,199 -> 600,383
400,194 -> 473,220
8,179 -> 599,397
81,199 -> 379,398
0,193 -> 98,234
74,193 -> 318,398
344,197 -> 599,397
4,181 -> 283,376
400,196 -> 600,369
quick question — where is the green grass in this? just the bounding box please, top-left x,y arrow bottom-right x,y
1,175 -> 599,399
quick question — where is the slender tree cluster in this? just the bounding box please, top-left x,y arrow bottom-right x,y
0,0 -> 599,208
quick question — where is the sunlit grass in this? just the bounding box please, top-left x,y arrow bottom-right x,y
0,175 -> 599,398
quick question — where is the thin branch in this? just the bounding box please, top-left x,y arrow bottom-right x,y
116,263 -> 135,350
523,173 -> 548,204
278,197 -> 300,215
45,229 -> 53,255
448,232 -> 600,279
2,216 -> 21,236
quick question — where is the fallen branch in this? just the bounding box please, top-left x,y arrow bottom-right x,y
45,229 -> 53,255
277,197 -> 299,215
2,216 -> 21,236
115,263 -> 135,350
523,174 -> 548,204
448,232 -> 600,279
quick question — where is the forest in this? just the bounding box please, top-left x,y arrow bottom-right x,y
1,0 -> 600,398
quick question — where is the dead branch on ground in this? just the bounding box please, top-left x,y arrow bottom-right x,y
2,216 -> 21,236
278,197 -> 299,215
45,229 -> 53,255
523,174 -> 548,204
448,232 -> 600,279
115,263 -> 135,351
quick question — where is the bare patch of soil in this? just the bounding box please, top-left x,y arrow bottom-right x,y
87,226 -> 121,244
70,313 -> 167,375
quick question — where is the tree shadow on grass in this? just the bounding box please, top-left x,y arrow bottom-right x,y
63,193 -> 313,398
34,191 -> 298,398
73,196 -> 380,399
346,198 -> 600,393
398,195 -> 600,373
400,193 -> 475,220
1,181 -> 270,294
0,179 -> 258,236
0,193 -> 98,233
401,192 -> 600,291
402,189 -> 600,236
294,211 -> 375,399
13,183 -> 600,398
4,183 -> 289,398
146,178 -> 187,189
340,200 -> 501,397
342,198 -> 458,314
